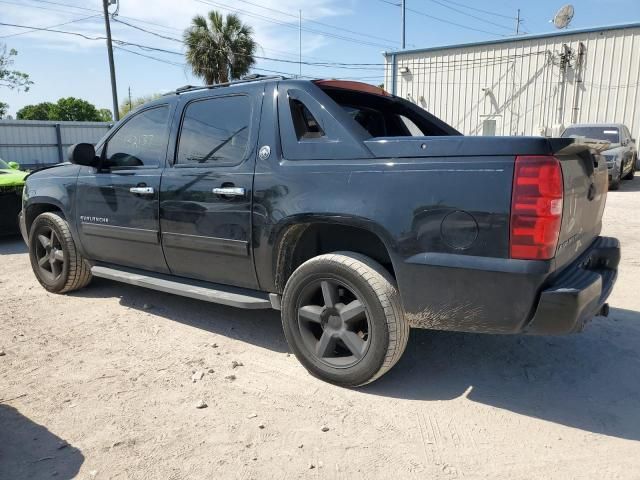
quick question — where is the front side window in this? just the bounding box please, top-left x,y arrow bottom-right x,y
105,106 -> 170,169
177,96 -> 251,166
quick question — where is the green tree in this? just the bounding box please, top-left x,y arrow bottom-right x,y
50,97 -> 102,121
184,11 -> 256,85
16,102 -> 54,120
97,108 -> 113,122
1,43 -> 32,92
16,98 -> 110,121
0,101 -> 8,119
119,93 -> 162,118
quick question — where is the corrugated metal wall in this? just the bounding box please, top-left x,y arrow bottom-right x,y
385,24 -> 640,141
0,120 -> 111,169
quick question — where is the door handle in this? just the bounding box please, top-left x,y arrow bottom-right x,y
129,187 -> 155,195
212,187 -> 246,197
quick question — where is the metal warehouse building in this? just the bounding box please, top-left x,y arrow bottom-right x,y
383,23 -> 640,141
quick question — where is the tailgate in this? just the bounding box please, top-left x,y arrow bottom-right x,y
551,139 -> 609,270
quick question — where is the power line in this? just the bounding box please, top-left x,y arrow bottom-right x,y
0,14 -> 99,39
229,0 -> 400,46
439,0 -> 517,20
195,0 -> 395,49
26,0 -> 187,34
113,18 -> 386,70
0,0 -> 94,17
423,0 -> 514,31
113,45 -> 382,81
0,20 -> 385,73
376,0 -> 510,38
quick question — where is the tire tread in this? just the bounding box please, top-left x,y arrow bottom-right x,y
30,212 -> 92,294
283,251 -> 409,386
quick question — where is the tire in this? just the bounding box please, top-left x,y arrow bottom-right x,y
281,252 -> 409,387
28,212 -> 92,294
624,158 -> 635,180
610,167 -> 621,190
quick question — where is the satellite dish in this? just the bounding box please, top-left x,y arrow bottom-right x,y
553,4 -> 574,29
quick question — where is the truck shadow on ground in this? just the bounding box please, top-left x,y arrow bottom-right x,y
363,307 -> 640,442
0,234 -> 27,254
615,176 -> 640,192
75,278 -> 640,442
0,404 -> 84,480
74,277 -> 289,353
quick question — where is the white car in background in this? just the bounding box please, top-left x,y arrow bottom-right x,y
562,124 -> 637,190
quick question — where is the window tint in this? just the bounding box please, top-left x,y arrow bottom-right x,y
319,86 -> 457,137
105,106 -> 169,169
177,96 -> 251,166
290,99 -> 325,140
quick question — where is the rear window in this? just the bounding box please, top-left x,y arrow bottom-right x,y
319,86 -> 454,137
562,126 -> 620,143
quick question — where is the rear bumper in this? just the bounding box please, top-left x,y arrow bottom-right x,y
396,236 -> 619,335
525,236 -> 619,335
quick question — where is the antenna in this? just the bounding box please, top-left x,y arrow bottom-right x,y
552,4 -> 575,29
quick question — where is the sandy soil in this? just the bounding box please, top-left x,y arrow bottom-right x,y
1,178 -> 640,480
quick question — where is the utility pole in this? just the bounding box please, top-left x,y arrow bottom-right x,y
128,86 -> 132,111
515,9 -> 521,35
401,0 -> 406,49
299,10 -> 302,78
103,0 -> 119,121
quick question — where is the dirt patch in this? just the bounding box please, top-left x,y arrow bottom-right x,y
1,179 -> 640,479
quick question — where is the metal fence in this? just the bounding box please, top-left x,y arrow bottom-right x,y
0,120 -> 112,170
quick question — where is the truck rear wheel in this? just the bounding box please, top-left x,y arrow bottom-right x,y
281,252 -> 409,387
29,212 -> 92,294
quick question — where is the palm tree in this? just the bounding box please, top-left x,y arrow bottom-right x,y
184,11 -> 257,85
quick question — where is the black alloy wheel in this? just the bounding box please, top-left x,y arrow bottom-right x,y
34,226 -> 65,283
296,278 -> 371,368
281,252 -> 410,387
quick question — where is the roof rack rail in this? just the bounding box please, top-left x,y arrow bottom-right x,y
165,75 -> 286,96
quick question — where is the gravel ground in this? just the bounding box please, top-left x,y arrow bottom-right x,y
1,178 -> 640,480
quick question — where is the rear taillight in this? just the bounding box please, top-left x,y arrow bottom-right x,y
510,155 -> 563,260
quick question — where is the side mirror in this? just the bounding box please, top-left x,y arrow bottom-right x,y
68,143 -> 98,167
7,161 -> 20,170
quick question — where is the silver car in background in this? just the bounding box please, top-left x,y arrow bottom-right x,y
562,124 -> 637,190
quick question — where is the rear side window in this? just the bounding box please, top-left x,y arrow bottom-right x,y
105,106 -> 169,169
290,99 -> 325,139
177,96 -> 251,166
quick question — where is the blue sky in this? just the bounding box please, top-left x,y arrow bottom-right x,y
1,0 -> 639,116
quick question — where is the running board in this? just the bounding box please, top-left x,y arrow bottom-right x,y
91,265 -> 273,309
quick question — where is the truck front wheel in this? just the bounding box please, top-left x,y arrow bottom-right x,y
281,252 -> 409,387
28,212 -> 92,294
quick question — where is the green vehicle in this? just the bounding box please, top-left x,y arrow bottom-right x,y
0,158 -> 28,235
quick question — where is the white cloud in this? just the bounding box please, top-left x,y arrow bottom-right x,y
1,0 -> 355,62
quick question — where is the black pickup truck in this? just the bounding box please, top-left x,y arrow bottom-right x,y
19,77 -> 619,386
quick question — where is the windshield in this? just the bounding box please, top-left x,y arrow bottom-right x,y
0,159 -> 9,169
562,126 -> 620,143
